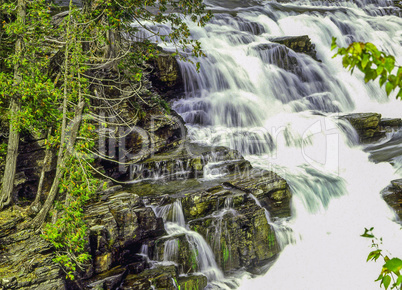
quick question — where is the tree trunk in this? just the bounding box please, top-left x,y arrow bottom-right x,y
29,128 -> 53,214
30,101 -> 85,229
0,0 -> 26,210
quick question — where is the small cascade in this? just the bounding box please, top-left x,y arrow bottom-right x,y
248,193 -> 297,249
153,199 -> 225,282
130,160 -> 194,182
154,200 -> 187,227
139,244 -> 149,256
200,199 -> 239,271
161,238 -> 179,263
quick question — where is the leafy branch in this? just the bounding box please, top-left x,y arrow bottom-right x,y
362,228 -> 402,289
331,38 -> 402,99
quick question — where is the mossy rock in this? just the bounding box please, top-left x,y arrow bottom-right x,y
177,274 -> 208,290
120,265 -> 177,290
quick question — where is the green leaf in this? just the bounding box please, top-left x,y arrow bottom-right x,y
375,273 -> 384,282
384,57 -> 395,73
396,275 -> 402,286
397,89 -> 402,100
385,82 -> 394,96
367,249 -> 382,262
379,75 -> 387,87
384,258 -> 402,274
382,275 -> 391,290
361,228 -> 375,238
331,37 -> 337,51
362,54 -> 369,69
376,65 -> 384,75
353,42 -> 363,55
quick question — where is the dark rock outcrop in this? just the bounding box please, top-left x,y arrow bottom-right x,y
149,52 -> 184,100
382,179 -> 402,220
340,113 -> 386,143
270,35 -> 319,61
85,192 -> 165,275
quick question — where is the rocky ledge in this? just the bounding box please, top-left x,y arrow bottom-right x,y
340,112 -> 401,144
0,143 -> 291,289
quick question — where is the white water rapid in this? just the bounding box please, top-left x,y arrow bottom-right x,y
170,0 -> 402,289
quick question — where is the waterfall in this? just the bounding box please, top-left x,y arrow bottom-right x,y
164,0 -> 402,289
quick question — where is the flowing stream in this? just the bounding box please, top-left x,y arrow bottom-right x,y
138,0 -> 402,288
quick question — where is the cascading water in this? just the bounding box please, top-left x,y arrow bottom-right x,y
153,200 -> 226,283
156,0 -> 402,288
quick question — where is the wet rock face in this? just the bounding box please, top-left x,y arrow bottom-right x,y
179,171 -> 286,274
85,192 -> 165,275
189,200 -> 279,273
129,142 -> 249,182
154,233 -> 198,274
225,169 -> 292,219
149,52 -> 184,100
382,179 -> 402,220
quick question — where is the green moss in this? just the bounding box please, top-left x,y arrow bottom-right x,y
267,233 -> 276,248
190,248 -> 198,271
222,241 -> 229,264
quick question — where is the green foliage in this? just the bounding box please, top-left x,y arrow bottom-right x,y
1,0 -> 211,281
0,0 -> 61,132
361,228 -> 402,289
331,38 -> 402,99
42,123 -> 100,280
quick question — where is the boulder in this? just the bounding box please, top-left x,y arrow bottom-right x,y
381,179 -> 402,220
340,113 -> 386,143
250,43 -> 300,74
270,35 -> 319,61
